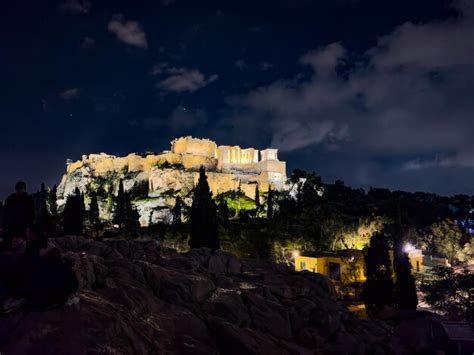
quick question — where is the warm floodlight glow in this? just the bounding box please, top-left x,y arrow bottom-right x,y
292,250 -> 300,258
403,242 -> 414,253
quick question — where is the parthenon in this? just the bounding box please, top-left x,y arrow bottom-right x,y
170,136 -> 285,178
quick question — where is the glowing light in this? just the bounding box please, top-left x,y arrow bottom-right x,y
403,242 -> 414,253
292,250 -> 300,258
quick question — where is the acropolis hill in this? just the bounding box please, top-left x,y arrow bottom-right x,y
57,137 -> 287,225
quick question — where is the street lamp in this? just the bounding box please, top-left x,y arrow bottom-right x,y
403,242 -> 414,253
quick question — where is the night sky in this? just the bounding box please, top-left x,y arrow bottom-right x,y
1,0 -> 474,199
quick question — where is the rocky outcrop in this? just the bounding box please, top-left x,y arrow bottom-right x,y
0,237 -> 393,354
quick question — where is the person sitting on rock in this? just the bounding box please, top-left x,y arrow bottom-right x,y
24,224 -> 48,260
23,247 -> 79,310
0,247 -> 26,315
0,181 -> 35,251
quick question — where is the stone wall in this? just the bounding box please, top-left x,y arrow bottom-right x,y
171,137 -> 217,158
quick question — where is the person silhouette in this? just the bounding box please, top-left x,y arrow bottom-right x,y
0,181 -> 35,251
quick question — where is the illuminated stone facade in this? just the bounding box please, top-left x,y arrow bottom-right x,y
66,136 -> 287,191
58,137 -> 288,224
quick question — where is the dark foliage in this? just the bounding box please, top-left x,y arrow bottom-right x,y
37,183 -> 51,226
48,185 -> 57,217
394,254 -> 418,310
123,193 -> 140,236
421,266 -> 473,322
189,166 -> 219,250
113,180 -> 125,229
89,193 -> 100,227
172,196 -> 183,225
363,233 -> 394,317
254,184 -> 260,211
63,188 -> 86,235
267,187 -> 273,220
216,194 -> 229,227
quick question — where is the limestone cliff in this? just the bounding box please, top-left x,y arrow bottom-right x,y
57,137 -> 288,225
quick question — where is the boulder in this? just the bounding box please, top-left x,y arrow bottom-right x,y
204,291 -> 251,327
208,316 -> 287,355
138,262 -> 215,305
208,250 -> 242,276
241,291 -> 293,340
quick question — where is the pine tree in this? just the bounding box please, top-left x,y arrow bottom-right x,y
106,185 -> 114,213
217,194 -> 230,227
48,184 -> 58,217
38,183 -> 50,221
172,196 -> 183,225
189,166 -> 219,250
63,188 -> 86,235
395,253 -> 418,310
89,193 -> 100,227
114,180 -> 125,229
123,193 -> 140,236
267,187 -> 274,220
255,184 -> 260,211
363,233 -> 394,317
148,211 -> 154,228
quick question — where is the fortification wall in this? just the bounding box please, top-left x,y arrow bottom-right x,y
171,137 -> 217,158
86,154 -> 116,175
255,160 -> 286,175
67,160 -> 84,173
257,171 -> 286,189
181,155 -> 217,171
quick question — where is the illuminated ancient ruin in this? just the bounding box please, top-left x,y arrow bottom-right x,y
59,137 -> 287,224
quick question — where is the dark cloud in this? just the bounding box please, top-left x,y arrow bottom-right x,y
234,59 -> 248,71
59,0 -> 91,15
59,88 -> 81,100
152,63 -> 218,93
161,0 -> 176,6
108,14 -> 148,49
260,62 -> 274,71
80,37 -> 95,50
131,106 -> 208,132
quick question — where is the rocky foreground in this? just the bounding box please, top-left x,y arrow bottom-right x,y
0,237 -> 392,354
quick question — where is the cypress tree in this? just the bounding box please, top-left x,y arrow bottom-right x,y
114,180 -> 125,229
89,193 -> 100,227
148,211 -> 154,228
106,185 -> 114,213
38,183 -> 50,222
172,196 -> 183,225
395,253 -> 418,310
267,187 -> 274,220
217,194 -> 230,227
63,188 -> 86,235
363,233 -> 394,317
189,166 -> 219,250
48,184 -> 58,217
123,193 -> 140,236
255,184 -> 260,211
